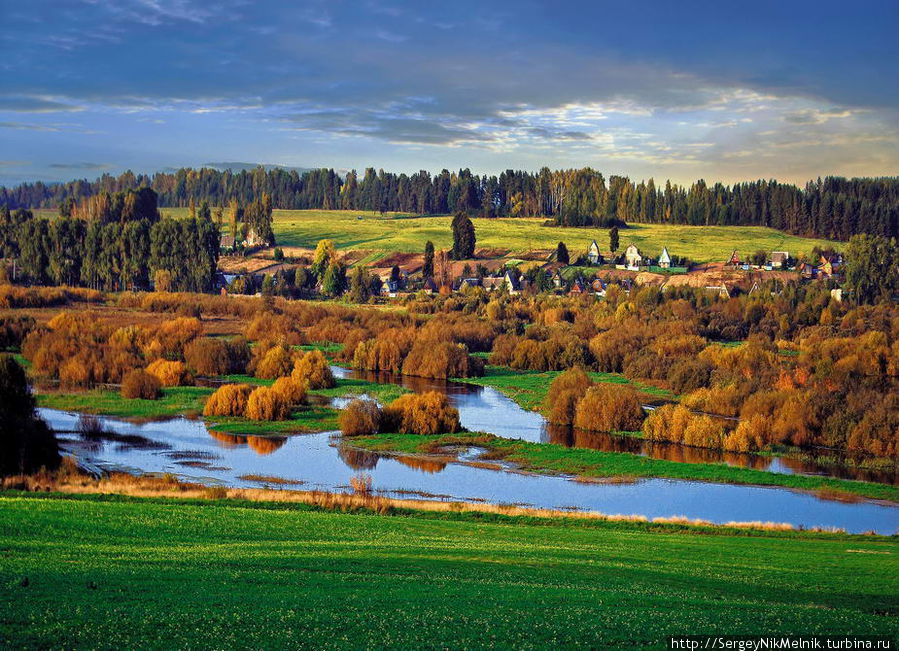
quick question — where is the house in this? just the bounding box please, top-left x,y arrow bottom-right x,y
819,255 -> 841,277
798,262 -> 818,279
219,235 -> 235,251
568,277 -> 587,296
551,270 -> 565,290
501,270 -> 522,295
591,278 -> 606,296
481,276 -> 504,292
658,247 -> 672,269
587,240 -> 602,265
705,284 -> 732,299
727,250 -> 741,267
624,244 -> 642,269
421,277 -> 438,294
244,228 -> 265,248
458,277 -> 481,291
771,251 -> 790,269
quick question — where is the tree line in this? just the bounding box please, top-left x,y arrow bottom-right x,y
0,189 -> 220,292
2,167 -> 897,241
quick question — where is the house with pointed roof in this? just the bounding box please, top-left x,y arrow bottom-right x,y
727,250 -> 741,267
624,244 -> 642,269
587,240 -> 602,265
568,277 -> 587,296
658,247 -> 672,269
501,270 -> 523,295
771,251 -> 790,268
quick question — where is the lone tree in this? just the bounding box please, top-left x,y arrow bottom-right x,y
423,240 -> 435,278
556,242 -> 569,265
609,226 -> 620,254
451,212 -> 476,260
1,355 -> 59,475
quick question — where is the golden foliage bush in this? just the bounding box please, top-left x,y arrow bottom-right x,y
145,359 -> 192,387
382,391 -> 460,435
545,368 -> 593,411
573,384 -> 645,432
252,343 -> 294,379
184,337 -> 231,376
338,398 -> 382,436
292,349 -> 335,389
401,340 -> 483,379
203,383 -> 254,417
245,386 -> 292,421
271,376 -> 307,404
120,369 -> 162,400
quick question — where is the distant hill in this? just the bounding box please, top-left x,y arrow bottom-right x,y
203,162 -> 317,174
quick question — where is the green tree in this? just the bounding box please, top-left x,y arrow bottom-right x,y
556,242 -> 569,265
844,234 -> 899,304
423,240 -> 435,278
609,226 -> 620,253
321,261 -> 346,297
0,355 -> 59,475
451,212 -> 476,260
311,239 -> 337,278
349,266 -> 371,303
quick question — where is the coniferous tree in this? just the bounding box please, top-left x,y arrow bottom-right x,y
609,226 -> 620,253
451,212 -> 476,260
556,242 -> 569,265
423,240 -> 435,278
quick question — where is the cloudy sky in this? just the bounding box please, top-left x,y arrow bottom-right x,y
2,0 -> 897,186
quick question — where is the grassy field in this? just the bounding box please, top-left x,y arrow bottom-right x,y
265,209 -> 839,263
349,432 -> 899,503
0,493 -> 895,649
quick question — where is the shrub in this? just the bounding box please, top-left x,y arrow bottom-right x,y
253,344 -> 294,379
338,398 -> 382,436
184,337 -> 231,376
544,367 -> 593,413
382,391 -> 460,435
271,376 -> 307,404
245,386 -> 291,421
121,369 -> 162,400
145,359 -> 192,387
203,383 -> 254,417
292,349 -> 335,389
573,385 -> 645,432
401,340 -> 484,379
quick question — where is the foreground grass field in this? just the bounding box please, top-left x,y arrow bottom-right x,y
267,210 -> 840,263
0,494 -> 896,649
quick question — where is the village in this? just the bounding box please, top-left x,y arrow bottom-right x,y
216,232 -> 846,302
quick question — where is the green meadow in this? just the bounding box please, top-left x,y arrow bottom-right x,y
125,207 -> 841,263
0,494 -> 895,649
267,210 -> 840,263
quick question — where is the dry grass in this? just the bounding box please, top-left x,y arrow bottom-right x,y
0,467 -> 837,534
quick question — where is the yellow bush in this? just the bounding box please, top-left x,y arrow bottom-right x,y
253,344 -> 294,379
292,349 -> 335,389
573,384 -> 645,432
121,369 -> 161,400
271,376 -> 307,404
382,391 -> 459,435
203,383 -> 254,417
338,398 -> 382,436
245,386 -> 291,421
145,359 -> 192,387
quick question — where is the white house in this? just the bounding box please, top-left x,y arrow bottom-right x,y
624,244 -> 642,269
587,240 -> 602,265
658,247 -> 671,269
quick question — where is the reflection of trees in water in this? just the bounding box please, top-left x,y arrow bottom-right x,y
246,436 -> 287,455
207,430 -> 287,455
546,423 -> 898,484
396,456 -> 447,474
338,446 -> 380,470
208,430 -> 246,447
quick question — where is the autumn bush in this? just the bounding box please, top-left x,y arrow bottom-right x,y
203,383 -> 254,417
544,367 -> 594,425
292,349 -> 335,389
145,359 -> 192,387
573,385 -> 645,432
271,376 -> 307,404
338,398 -> 382,436
184,337 -> 232,375
382,392 -> 460,435
120,369 -> 162,400
401,340 -> 484,379
251,342 -> 294,379
245,386 -> 292,421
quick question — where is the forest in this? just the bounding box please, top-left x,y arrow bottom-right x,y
2,166 -> 898,241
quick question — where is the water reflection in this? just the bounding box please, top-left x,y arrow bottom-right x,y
332,366 -> 898,485
40,408 -> 898,534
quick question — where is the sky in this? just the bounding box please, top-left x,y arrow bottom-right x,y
1,0 -> 898,187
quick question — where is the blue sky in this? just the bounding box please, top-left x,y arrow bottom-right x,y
1,0 -> 897,186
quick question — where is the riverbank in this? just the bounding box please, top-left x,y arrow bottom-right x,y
348,432 -> 899,504
0,490 -> 895,648
33,375 -> 408,434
